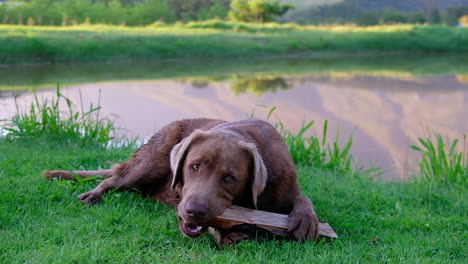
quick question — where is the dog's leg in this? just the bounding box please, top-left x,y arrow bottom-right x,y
76,160 -> 171,205
287,196 -> 319,240
43,169 -> 113,180
43,168 -> 129,205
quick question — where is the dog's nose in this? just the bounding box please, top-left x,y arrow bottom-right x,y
185,201 -> 209,219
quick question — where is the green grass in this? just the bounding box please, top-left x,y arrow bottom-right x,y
1,85 -> 116,147
411,134 -> 468,188
281,120 -> 354,172
0,139 -> 466,263
1,23 -> 468,64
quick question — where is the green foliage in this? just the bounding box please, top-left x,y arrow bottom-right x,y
168,0 -> 230,21
197,2 -> 229,20
0,4 -> 6,23
381,7 -> 408,24
408,12 -> 426,24
1,84 -> 116,147
281,120 -> 354,172
444,6 -> 468,26
427,8 -> 442,24
410,134 -> 467,188
127,0 -> 176,26
229,0 -> 293,23
357,12 -> 379,26
0,0 -> 176,26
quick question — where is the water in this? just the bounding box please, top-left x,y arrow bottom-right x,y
1,54 -> 467,180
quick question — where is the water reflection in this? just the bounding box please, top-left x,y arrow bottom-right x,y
1,53 -> 468,90
230,76 -> 290,95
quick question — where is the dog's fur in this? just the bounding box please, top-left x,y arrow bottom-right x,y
44,118 -> 319,245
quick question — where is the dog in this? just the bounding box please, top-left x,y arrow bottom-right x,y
43,118 -> 319,245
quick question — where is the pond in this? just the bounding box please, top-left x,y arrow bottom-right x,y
1,54 -> 467,180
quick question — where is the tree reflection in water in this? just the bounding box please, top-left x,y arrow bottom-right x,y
231,76 -> 291,96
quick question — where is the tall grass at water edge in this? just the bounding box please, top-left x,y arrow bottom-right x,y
281,120 -> 355,173
250,106 -> 358,173
1,85 -> 116,147
411,134 -> 467,188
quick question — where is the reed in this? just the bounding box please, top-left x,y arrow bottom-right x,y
410,133 -> 467,187
281,120 -> 354,172
2,84 -> 116,147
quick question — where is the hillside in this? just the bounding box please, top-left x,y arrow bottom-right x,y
280,0 -> 343,9
283,0 -> 468,12
283,0 -> 468,24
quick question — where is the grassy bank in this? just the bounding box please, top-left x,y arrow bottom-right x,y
1,22 -> 468,64
0,139 -> 466,263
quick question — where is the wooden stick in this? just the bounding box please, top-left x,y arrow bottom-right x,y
211,206 -> 338,239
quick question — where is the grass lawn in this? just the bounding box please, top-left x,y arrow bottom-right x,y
0,139 -> 466,263
1,22 -> 468,64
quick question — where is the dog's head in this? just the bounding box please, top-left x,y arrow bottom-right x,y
170,129 -> 268,237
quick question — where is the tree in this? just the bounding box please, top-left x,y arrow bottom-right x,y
381,7 -> 408,24
228,0 -> 293,23
127,0 -> 176,25
198,2 -> 228,20
443,6 -> 468,26
408,12 -> 426,24
427,8 -> 441,24
357,11 -> 379,25
168,0 -> 230,21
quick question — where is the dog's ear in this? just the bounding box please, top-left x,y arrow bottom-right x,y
239,141 -> 268,209
170,130 -> 208,189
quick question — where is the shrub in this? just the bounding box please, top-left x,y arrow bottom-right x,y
427,8 -> 441,24
408,12 -> 426,24
229,0 -> 293,23
357,12 -> 379,26
198,2 -> 229,20
381,7 -> 408,24
127,0 -> 176,25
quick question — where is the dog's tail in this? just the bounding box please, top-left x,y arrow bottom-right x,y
43,169 -> 113,180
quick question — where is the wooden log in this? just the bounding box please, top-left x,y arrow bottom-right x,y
211,205 -> 338,239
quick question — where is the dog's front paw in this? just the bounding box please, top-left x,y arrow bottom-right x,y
288,210 -> 319,241
78,191 -> 102,205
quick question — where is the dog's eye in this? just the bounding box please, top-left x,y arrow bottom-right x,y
191,164 -> 200,171
223,175 -> 236,183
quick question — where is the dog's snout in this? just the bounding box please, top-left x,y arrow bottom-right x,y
185,201 -> 209,219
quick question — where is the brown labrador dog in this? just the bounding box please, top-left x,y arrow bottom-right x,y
43,118 -> 319,245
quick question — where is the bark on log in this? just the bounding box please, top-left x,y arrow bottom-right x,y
211,205 -> 338,239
